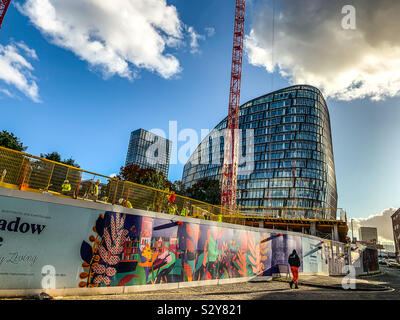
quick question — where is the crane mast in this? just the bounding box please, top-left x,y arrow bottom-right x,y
221,0 -> 245,211
0,0 -> 11,29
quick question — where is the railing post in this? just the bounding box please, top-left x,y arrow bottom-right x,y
112,180 -> 118,205
19,158 -> 29,189
0,168 -> 6,183
120,182 -> 125,204
125,187 -> 130,204
46,163 -> 55,191
152,191 -> 156,212
65,167 -> 70,182
74,174 -> 81,199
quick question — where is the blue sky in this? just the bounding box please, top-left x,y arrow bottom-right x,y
1,0 -> 400,223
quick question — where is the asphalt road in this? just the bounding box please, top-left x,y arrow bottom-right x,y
57,266 -> 400,301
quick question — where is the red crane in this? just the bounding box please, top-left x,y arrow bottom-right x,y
221,0 -> 245,211
0,0 -> 11,29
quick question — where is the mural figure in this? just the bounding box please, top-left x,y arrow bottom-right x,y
78,212 -> 286,288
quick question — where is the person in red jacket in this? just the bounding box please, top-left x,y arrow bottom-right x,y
168,191 -> 176,205
288,249 -> 301,289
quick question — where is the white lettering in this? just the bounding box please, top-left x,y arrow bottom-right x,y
341,5 -> 356,30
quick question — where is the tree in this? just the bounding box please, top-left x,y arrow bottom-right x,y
118,164 -> 169,190
0,130 -> 27,152
185,178 -> 221,205
40,152 -> 80,168
41,152 -> 61,162
137,168 -> 169,190
170,180 -> 187,196
116,164 -> 172,212
63,157 -> 80,168
118,164 -> 142,183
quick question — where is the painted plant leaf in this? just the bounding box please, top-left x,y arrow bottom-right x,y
95,216 -> 105,237
117,274 -> 139,286
80,241 -> 93,264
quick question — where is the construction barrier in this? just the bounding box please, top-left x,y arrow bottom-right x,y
0,187 -> 348,294
0,146 -> 346,226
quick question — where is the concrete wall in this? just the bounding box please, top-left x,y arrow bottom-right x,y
350,244 -> 379,276
0,188 -> 346,297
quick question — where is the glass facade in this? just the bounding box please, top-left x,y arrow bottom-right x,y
182,85 -> 338,217
126,129 -> 172,177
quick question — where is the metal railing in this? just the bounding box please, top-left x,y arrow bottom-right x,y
238,206 -> 346,222
0,146 -> 241,222
0,146 -> 346,225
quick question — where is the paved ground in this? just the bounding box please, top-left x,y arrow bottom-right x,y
3,266 -> 399,301
51,266 -> 400,300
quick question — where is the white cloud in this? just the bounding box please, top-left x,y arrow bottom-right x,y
185,25 -> 216,55
0,88 -> 15,98
0,42 -> 40,102
15,41 -> 38,60
205,27 -> 215,37
245,0 -> 400,101
186,26 -> 206,55
17,0 -> 188,80
349,208 -> 397,244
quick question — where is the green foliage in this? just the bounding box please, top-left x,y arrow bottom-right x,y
0,130 -> 27,152
41,152 -> 61,162
170,180 -> 187,196
185,178 -> 221,205
40,151 -> 80,168
138,169 -> 168,190
118,163 -> 169,190
62,157 -> 80,168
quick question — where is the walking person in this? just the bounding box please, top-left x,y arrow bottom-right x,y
288,249 -> 301,289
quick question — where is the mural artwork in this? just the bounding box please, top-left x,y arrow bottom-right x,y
79,212 -> 272,287
0,193 -> 350,291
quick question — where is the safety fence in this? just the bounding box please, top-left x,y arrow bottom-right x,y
239,206 -> 346,222
0,146 -> 346,224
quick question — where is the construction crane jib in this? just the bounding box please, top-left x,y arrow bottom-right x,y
221,0 -> 245,212
0,0 -> 11,29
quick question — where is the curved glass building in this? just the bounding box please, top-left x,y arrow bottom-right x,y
182,85 -> 338,219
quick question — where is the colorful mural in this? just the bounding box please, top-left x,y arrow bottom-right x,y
0,191 -> 343,291
79,212 -> 272,287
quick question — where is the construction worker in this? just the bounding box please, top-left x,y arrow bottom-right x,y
180,202 -> 189,216
158,187 -> 170,213
168,191 -> 176,205
0,169 -> 6,183
165,190 -> 175,214
125,200 -> 133,208
119,198 -> 133,208
180,207 -> 187,216
168,203 -> 177,215
218,214 -> 223,222
61,179 -> 71,195
89,180 -> 101,202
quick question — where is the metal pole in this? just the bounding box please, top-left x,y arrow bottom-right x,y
351,218 -> 354,242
